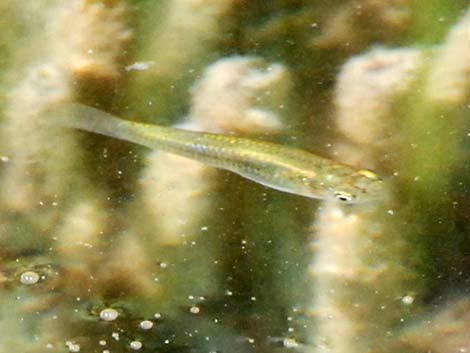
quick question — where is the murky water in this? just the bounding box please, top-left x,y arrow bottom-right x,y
0,1 -> 469,352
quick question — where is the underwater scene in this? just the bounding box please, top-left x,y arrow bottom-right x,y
0,1 -> 469,352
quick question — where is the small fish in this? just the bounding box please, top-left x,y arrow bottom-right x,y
50,103 -> 383,203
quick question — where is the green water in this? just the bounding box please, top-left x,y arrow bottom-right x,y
0,1 -> 469,352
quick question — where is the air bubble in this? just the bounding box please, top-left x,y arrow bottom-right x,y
99,308 -> 119,321
139,320 -> 154,330
189,306 -> 200,314
130,341 -> 143,350
283,338 -> 299,348
20,271 -> 40,285
401,295 -> 415,305
65,341 -> 80,352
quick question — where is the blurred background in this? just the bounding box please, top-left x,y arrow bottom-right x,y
0,1 -> 468,352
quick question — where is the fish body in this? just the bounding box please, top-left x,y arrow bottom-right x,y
52,104 -> 383,203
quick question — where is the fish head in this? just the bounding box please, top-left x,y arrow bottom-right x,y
327,169 -> 385,203
296,167 -> 384,203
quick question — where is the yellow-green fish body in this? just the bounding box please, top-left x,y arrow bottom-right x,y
52,104 -> 383,203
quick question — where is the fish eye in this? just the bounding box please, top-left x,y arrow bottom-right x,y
334,191 -> 354,202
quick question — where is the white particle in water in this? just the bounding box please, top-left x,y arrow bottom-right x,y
154,312 -> 162,319
100,308 -> 119,321
139,320 -> 154,330
20,271 -> 40,285
401,295 -> 415,305
189,306 -> 200,314
130,341 -> 143,350
283,338 -> 299,348
125,61 -> 155,72
65,341 -> 80,352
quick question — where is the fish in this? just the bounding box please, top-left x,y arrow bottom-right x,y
48,103 -> 383,203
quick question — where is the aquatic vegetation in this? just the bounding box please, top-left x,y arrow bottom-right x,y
399,296 -> 470,353
0,1 -> 469,353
